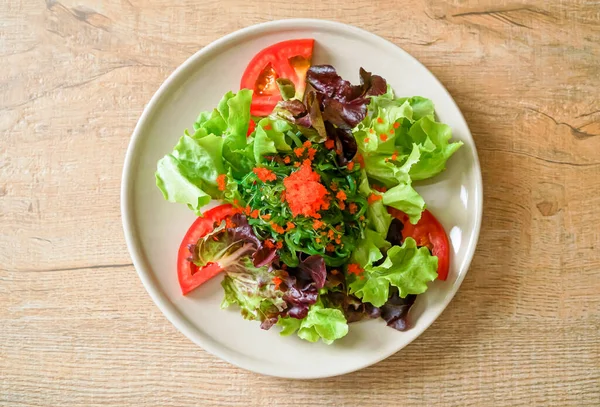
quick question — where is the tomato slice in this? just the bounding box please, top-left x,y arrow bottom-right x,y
177,204 -> 236,295
388,208 -> 451,281
240,39 -> 314,116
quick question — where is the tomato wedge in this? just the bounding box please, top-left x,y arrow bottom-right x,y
177,204 -> 236,295
240,39 -> 314,116
388,208 -> 451,281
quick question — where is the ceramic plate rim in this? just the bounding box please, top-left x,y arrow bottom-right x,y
121,18 -> 483,378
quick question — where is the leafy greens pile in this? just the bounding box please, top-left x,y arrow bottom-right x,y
156,65 -> 462,344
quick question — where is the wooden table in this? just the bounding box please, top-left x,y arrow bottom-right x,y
2,1 -> 599,406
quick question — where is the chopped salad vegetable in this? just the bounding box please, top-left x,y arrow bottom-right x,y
156,40 -> 462,344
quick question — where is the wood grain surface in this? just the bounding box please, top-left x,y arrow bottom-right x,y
1,0 -> 599,406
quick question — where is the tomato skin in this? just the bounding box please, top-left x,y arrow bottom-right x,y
388,208 -> 450,281
177,204 -> 235,295
240,39 -> 314,116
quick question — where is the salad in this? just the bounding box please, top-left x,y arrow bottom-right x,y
155,39 -> 462,344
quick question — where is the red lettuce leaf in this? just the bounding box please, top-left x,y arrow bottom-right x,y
297,255 -> 327,289
381,288 -> 417,331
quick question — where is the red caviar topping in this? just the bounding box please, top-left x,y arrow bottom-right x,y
303,140 -> 312,148
372,185 -> 387,193
326,243 -> 335,252
364,137 -> 370,143
359,215 -> 366,221
339,201 -> 346,210
265,239 -> 275,249
307,147 -> 317,161
250,209 -> 259,219
336,191 -> 347,201
294,162 -> 301,168
271,222 -> 285,234
272,276 -> 282,290
276,241 -> 283,249
368,193 -> 383,204
327,229 -> 335,240
349,203 -> 358,214
253,167 -> 276,182
369,128 -> 374,134
262,214 -> 271,221
283,156 -> 291,164
313,220 -> 324,229
263,124 -> 272,131
246,119 -> 255,137
393,121 -> 400,129
283,161 -> 328,218
216,174 -> 227,191
379,134 -> 388,142
391,151 -> 398,161
294,147 -> 305,157
376,117 -> 384,124
347,161 -> 355,170
355,153 -> 365,169
225,217 -> 236,229
316,238 -> 322,243
324,139 -> 335,149
286,222 -> 295,231
347,263 -> 363,276
389,128 -> 394,135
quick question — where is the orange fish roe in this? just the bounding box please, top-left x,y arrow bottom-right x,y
253,167 -> 276,182
393,121 -> 400,129
389,128 -> 394,135
336,191 -> 347,201
313,219 -> 324,229
263,124 -> 272,131
216,174 -> 227,191
364,137 -> 370,143
327,229 -> 335,239
307,147 -> 317,161
347,161 -> 355,170
368,193 -> 383,204
283,156 -> 291,164
264,239 -> 275,249
286,221 -> 295,231
372,184 -> 387,193
271,222 -> 285,234
355,153 -> 365,169
391,150 -> 398,161
281,190 -> 286,202
335,237 -> 342,244
376,117 -> 384,124
250,209 -> 259,219
303,140 -> 312,148
349,203 -> 358,214
335,225 -> 342,231
326,243 -> 335,252
225,217 -> 236,229
294,162 -> 301,168
276,241 -> 283,249
324,139 -> 335,150
243,206 -> 251,216
369,128 -> 375,134
316,238 -> 322,243
272,276 -> 282,290
330,182 -> 338,191
359,215 -> 366,221
320,231 -> 327,236
339,201 -> 346,210
331,269 -> 339,275
262,214 -> 271,221
347,263 -> 363,276
283,161 -> 328,218
380,133 -> 388,142
294,147 -> 305,157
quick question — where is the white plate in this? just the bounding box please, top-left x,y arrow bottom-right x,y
121,19 -> 482,378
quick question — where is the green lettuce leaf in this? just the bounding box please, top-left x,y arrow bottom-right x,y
351,228 -> 391,268
155,133 -> 225,214
253,126 -> 277,163
406,116 -> 464,180
257,118 -> 293,151
277,299 -> 348,344
221,258 -> 287,323
348,237 -> 438,307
